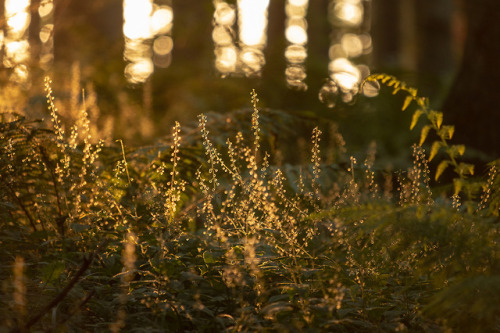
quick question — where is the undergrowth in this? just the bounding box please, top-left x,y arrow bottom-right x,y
0,78 -> 499,332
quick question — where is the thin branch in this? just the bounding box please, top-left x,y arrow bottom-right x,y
21,239 -> 107,331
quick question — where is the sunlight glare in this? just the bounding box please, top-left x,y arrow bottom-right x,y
285,21 -> 308,45
285,0 -> 308,90
39,24 -> 54,44
238,0 -> 270,47
213,1 -> 238,75
125,59 -> 154,84
322,0 -> 372,105
38,0 -> 54,71
331,0 -> 363,26
12,64 -> 29,84
329,57 -> 360,91
285,45 -> 307,64
151,6 -> 173,35
5,0 -> 31,39
212,26 -> 233,46
341,33 -> 363,57
214,1 -> 236,26
3,41 -> 30,67
123,0 -> 154,39
240,47 -> 265,75
153,36 -> 173,56
39,0 -> 54,17
329,43 -> 346,59
123,0 -> 173,82
215,46 -> 238,73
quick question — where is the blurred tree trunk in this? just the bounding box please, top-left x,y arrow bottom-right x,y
306,0 -> 330,91
0,0 -> 5,69
29,0 -> 41,67
261,0 -> 286,105
371,0 -> 401,70
53,0 -> 123,77
442,0 -> 500,158
153,0 -> 213,121
415,0 -> 454,101
52,0 -> 124,117
170,0 -> 213,76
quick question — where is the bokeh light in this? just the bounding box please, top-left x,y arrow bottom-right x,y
341,33 -> 363,57
321,0 -> 374,106
38,0 -> 54,18
286,22 -> 308,45
319,80 -> 339,108
151,6 -> 173,36
330,0 -> 364,27
38,0 -> 54,70
3,0 -> 31,85
123,0 -> 153,39
213,0 -> 270,77
238,0 -> 270,46
123,0 -> 173,83
329,57 -> 360,91
5,0 -> 31,37
285,0 -> 309,90
238,0 -> 270,76
213,1 -> 238,75
125,59 -> 154,84
215,45 -> 238,74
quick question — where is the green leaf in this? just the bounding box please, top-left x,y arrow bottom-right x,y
70,223 -> 92,233
387,78 -> 397,86
448,144 -> 466,159
408,87 -> 418,97
381,75 -> 391,84
457,163 -> 475,176
429,141 -> 441,161
402,95 -> 413,111
428,110 -> 443,129
435,160 -> 449,181
261,302 -> 293,318
438,125 -> 454,140
453,178 -> 464,196
457,145 -> 466,156
203,251 -> 216,264
41,261 -> 66,285
410,109 -> 424,130
435,112 -> 443,129
419,125 -> 431,146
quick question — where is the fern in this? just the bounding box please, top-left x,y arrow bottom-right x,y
363,74 -> 475,198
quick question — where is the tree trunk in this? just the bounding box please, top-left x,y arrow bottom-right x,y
442,0 -> 500,159
306,0 -> 330,91
261,0 -> 286,103
29,0 -> 42,67
170,0 -> 213,75
371,0 -> 401,70
415,0 -> 454,101
53,1 -> 123,71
